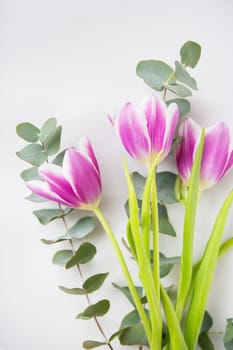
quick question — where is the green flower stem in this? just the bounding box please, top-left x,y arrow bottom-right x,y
175,129 -> 205,322
184,189 -> 233,350
93,207 -> 152,345
123,160 -> 162,349
161,285 -> 188,350
218,237 -> 233,258
193,237 -> 233,279
141,167 -> 153,258
151,168 -> 160,301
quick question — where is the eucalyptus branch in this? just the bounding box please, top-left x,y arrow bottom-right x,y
59,205 -> 114,350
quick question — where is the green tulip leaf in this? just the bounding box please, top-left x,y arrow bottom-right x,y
76,299 -> 110,320
136,60 -> 174,91
16,122 -> 40,142
66,242 -> 97,268
16,144 -> 47,166
180,41 -> 201,68
52,250 -> 73,265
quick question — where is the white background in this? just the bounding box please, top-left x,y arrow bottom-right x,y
1,0 -> 233,349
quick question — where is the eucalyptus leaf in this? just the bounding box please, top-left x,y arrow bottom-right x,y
26,193 -> 48,202
59,273 -> 108,296
40,117 -> 57,143
164,83 -> 192,97
41,235 -> 68,245
224,319 -> 233,344
66,242 -> 97,268
67,217 -> 96,239
180,41 -> 201,68
76,299 -> 110,320
33,209 -> 62,225
159,253 -> 180,278
59,285 -> 86,295
201,311 -> 213,333
136,60 -> 174,91
120,309 -> 142,328
21,166 -> 40,181
158,204 -> 176,236
198,332 -> 214,350
44,126 -> 62,155
119,324 -> 148,346
157,171 -> 178,204
166,98 -> 191,118
52,250 -> 73,265
175,61 -> 198,90
16,122 -> 40,142
112,283 -> 144,307
131,172 -> 146,200
83,273 -> 109,293
52,149 -> 66,166
83,341 -> 107,349
16,144 -> 47,166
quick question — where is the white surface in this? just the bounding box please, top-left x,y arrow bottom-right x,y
1,0 -> 233,349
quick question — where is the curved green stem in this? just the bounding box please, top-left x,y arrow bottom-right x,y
184,189 -> 233,350
93,207 -> 152,344
175,129 -> 205,322
161,285 -> 188,350
152,168 -> 160,301
123,160 -> 162,348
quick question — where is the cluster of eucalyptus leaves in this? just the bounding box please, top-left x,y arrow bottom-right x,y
16,41 -> 233,350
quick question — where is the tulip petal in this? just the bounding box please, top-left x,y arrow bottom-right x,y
63,149 -> 101,205
176,118 -> 201,184
142,94 -> 166,154
27,180 -> 74,207
201,122 -> 231,187
38,163 -> 80,206
223,150 -> 233,176
116,102 -> 150,161
78,137 -> 100,175
162,103 -> 179,159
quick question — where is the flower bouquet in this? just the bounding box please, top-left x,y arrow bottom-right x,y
16,41 -> 233,350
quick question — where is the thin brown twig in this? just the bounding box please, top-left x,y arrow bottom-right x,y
59,205 -> 114,350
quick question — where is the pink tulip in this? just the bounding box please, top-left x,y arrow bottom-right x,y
27,137 -> 102,209
109,94 -> 179,167
176,117 -> 233,191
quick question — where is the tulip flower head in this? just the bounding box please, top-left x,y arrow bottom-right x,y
176,117 -> 233,191
27,137 -> 102,209
109,94 -> 179,168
